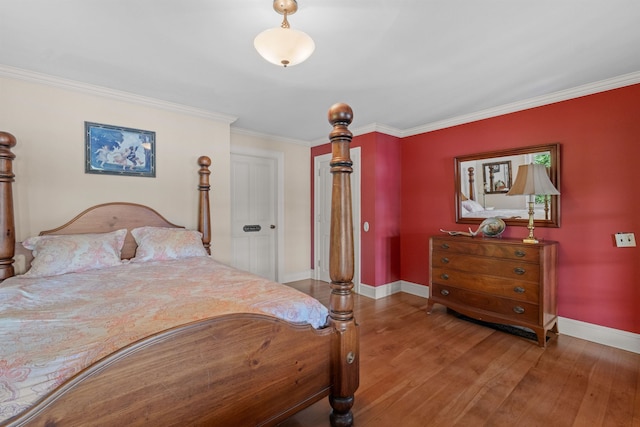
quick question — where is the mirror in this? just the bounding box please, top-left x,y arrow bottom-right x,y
455,143 -> 560,228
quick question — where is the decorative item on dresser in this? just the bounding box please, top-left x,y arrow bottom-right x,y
426,235 -> 558,347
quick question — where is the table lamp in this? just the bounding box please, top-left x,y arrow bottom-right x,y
506,163 -> 560,243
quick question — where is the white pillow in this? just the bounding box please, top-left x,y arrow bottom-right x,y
462,199 -> 485,213
131,226 -> 208,262
22,229 -> 127,278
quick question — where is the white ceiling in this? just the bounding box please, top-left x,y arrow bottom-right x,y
2,1 -> 640,143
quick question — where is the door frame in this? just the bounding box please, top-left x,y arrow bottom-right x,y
313,147 -> 361,293
230,145 -> 284,282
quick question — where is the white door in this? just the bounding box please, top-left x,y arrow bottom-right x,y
231,152 -> 278,281
314,148 -> 361,291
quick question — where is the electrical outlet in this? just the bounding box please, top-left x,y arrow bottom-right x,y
615,232 -> 636,247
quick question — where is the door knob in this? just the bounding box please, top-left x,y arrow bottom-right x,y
270,225 -> 276,229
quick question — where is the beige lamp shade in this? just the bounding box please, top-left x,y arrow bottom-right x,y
507,163 -> 560,196
254,27 -> 315,67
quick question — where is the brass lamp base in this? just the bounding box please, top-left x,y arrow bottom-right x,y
522,200 -> 538,244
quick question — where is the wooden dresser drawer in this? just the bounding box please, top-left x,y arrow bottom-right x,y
431,266 -> 539,303
427,235 -> 558,347
432,251 -> 540,282
431,283 -> 539,324
431,238 -> 540,262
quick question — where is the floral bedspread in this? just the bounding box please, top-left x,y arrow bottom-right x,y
0,257 -> 328,422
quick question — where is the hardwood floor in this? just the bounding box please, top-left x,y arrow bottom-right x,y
280,280 -> 640,427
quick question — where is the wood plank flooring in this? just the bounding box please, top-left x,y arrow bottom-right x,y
279,280 -> 640,427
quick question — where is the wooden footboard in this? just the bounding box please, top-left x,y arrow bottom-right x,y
5,315 -> 332,427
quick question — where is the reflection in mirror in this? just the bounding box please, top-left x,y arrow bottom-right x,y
455,144 -> 560,228
483,161 -> 512,194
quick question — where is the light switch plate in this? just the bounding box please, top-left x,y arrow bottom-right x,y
615,232 -> 636,247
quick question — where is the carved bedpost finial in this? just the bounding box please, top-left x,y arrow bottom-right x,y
0,132 -> 17,281
327,103 -> 359,427
328,103 -> 353,142
197,156 -> 212,255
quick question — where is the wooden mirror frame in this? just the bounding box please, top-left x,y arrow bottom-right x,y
455,143 -> 561,228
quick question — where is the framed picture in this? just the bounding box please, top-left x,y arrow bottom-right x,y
482,160 -> 512,194
85,122 -> 156,177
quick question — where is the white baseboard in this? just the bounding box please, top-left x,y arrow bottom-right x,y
558,317 -> 640,354
358,281 -> 402,299
357,281 -> 640,354
358,280 -> 428,299
280,269 -> 312,284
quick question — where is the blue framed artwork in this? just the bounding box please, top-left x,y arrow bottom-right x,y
85,122 -> 156,177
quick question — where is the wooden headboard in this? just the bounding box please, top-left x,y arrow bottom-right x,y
37,202 -> 184,260
0,133 -> 212,278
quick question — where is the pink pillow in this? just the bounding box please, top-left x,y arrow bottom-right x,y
131,227 -> 208,262
22,229 -> 127,277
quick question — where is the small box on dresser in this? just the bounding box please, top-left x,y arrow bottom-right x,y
427,235 -> 559,347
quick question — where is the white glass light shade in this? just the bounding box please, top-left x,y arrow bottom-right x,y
254,27 -> 315,67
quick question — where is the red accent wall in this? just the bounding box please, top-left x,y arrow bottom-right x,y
311,132 -> 401,286
401,83 -> 640,334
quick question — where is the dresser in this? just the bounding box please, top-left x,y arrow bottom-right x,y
427,235 -> 558,347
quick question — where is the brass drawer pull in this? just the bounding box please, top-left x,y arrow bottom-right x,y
513,306 -> 525,314
441,257 -> 449,264
440,243 -> 450,249
513,286 -> 525,294
440,273 -> 449,280
514,250 -> 526,257
440,289 -> 450,296
514,267 -> 526,275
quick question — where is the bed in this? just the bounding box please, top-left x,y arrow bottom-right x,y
0,103 -> 359,426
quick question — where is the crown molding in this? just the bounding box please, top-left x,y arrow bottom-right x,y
352,123 -> 403,138
312,71 -> 640,144
309,122 -> 403,147
0,64 -> 238,124
399,71 -> 640,137
231,127 -> 311,147
4,64 -> 639,142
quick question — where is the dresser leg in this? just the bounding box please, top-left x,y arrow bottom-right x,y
537,331 -> 547,347
426,299 -> 435,314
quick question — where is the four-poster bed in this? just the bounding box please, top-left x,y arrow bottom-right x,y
0,103 -> 359,426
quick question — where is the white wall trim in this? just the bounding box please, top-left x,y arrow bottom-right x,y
358,281 -> 640,354
311,123 -> 404,145
0,64 -> 238,124
558,317 -> 640,354
313,148 -> 362,292
358,280 -> 428,299
9,63 -> 638,146
398,71 -> 640,137
307,71 -> 640,145
231,127 -> 311,148
281,269 -> 313,284
399,281 -> 430,298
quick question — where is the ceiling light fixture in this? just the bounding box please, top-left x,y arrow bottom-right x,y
254,0 -> 315,67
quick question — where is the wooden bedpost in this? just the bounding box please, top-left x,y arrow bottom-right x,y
467,167 -> 476,201
197,156 -> 212,255
0,131 -> 17,281
327,103 -> 359,427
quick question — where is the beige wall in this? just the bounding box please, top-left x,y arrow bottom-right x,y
230,132 -> 311,281
1,74 -> 233,263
